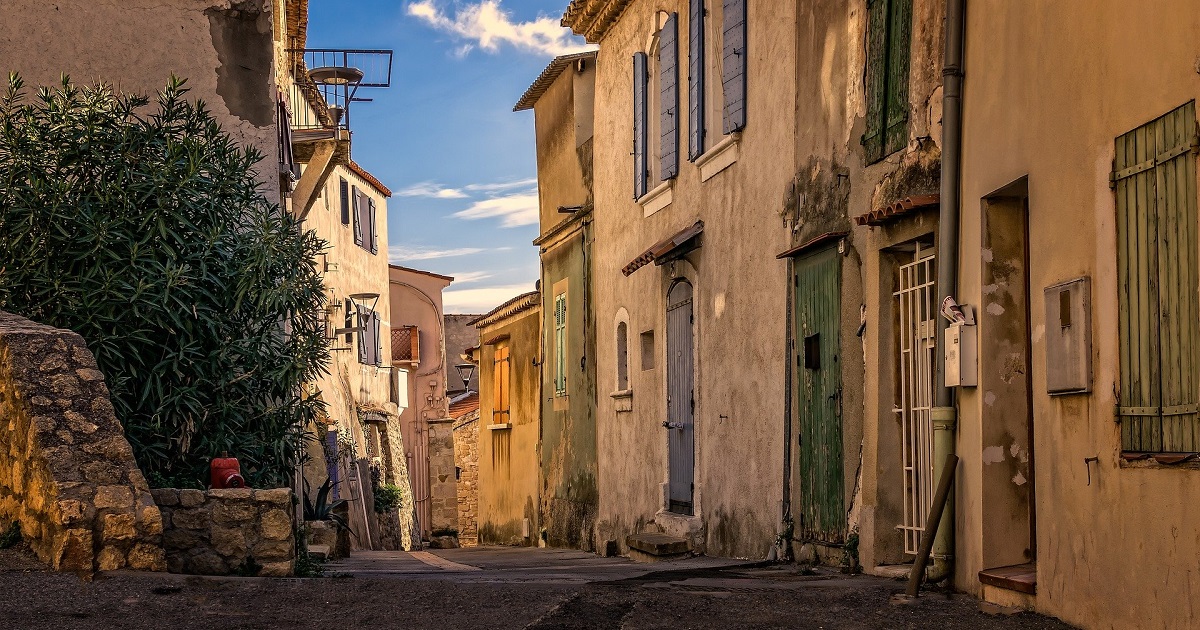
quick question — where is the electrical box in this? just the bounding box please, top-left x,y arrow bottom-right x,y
944,321 -> 977,387
1044,277 -> 1092,395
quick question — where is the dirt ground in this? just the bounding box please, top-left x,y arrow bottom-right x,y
0,545 -> 1076,630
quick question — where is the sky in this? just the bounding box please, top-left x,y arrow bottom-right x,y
306,0 -> 594,314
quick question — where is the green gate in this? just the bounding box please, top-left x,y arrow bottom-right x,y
794,245 -> 846,543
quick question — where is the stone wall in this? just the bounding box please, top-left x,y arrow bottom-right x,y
453,410 -> 479,546
428,421 -> 459,533
0,311 -> 165,573
152,487 -> 294,576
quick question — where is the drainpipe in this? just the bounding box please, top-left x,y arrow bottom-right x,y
926,0 -> 967,587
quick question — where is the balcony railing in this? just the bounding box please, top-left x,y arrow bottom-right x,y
287,47 -> 393,133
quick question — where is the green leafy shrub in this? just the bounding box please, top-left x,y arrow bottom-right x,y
373,483 -> 403,513
0,75 -> 329,487
0,521 -> 20,549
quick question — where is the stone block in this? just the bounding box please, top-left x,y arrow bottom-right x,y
126,543 -> 166,572
150,488 -> 179,507
178,489 -> 205,508
93,485 -> 134,509
253,488 -> 292,509
75,368 -> 105,382
185,551 -> 227,575
258,560 -> 294,577
260,509 -> 293,541
210,525 -> 247,558
137,504 -> 163,536
97,546 -> 125,571
101,512 -> 137,542
170,508 -> 210,531
81,461 -> 123,485
55,499 -> 94,527
208,488 -> 253,501
163,527 -> 204,551
250,538 -> 293,561
211,500 -> 256,526
53,528 -> 94,572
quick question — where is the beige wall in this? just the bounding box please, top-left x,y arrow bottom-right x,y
0,0 -> 282,203
476,305 -> 541,545
590,0 -> 798,558
388,266 -> 456,535
534,60 -> 595,227
956,2 -> 1200,627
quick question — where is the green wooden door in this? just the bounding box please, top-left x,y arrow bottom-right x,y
794,245 -> 846,543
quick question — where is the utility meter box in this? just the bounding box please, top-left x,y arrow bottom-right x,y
945,321 -> 977,387
1044,277 -> 1091,394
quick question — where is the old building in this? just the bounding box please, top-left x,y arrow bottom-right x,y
388,265 -> 458,540
515,51 -> 600,551
450,392 -> 481,547
942,2 -> 1200,627
473,291 -> 542,545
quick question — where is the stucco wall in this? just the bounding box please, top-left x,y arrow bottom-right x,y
0,0 -> 282,203
476,307 -> 541,545
956,3 -> 1200,627
389,266 -> 456,535
302,162 -> 400,548
0,312 -> 165,574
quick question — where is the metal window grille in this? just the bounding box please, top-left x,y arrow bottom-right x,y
895,243 -> 936,555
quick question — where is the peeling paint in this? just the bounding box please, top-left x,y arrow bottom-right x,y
714,292 -> 727,319
984,391 -> 997,406
981,248 -> 994,263
986,302 -> 1005,316
982,445 -> 1005,464
982,283 -> 1000,294
1012,471 -> 1027,486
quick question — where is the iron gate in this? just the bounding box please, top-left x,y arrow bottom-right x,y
895,243 -> 936,555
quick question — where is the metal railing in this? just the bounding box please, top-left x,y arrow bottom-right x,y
286,46 -> 393,132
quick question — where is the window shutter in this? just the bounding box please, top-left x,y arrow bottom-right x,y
373,312 -> 382,366
352,186 -> 363,245
277,95 -> 297,178
862,0 -> 888,163
344,299 -> 353,343
1115,101 -> 1200,453
633,52 -> 649,199
368,198 -> 378,254
660,12 -> 680,180
339,178 -> 350,225
721,0 -> 747,134
688,0 -> 705,161
884,0 -> 912,155
357,309 -> 369,364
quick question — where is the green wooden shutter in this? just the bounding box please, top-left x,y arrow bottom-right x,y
862,0 -> 888,163
554,294 -> 567,396
884,0 -> 912,155
1115,101 -> 1200,453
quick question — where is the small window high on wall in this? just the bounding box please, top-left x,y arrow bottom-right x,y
617,321 -> 630,391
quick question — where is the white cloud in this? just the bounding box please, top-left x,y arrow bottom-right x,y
407,0 -> 596,57
464,177 -> 538,193
443,283 -> 536,314
395,181 -> 468,199
452,191 -> 539,227
389,245 -> 485,263
447,271 -> 494,285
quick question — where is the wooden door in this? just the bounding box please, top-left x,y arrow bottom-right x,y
667,280 -> 695,515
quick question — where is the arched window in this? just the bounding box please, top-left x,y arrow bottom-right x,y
616,321 -> 630,391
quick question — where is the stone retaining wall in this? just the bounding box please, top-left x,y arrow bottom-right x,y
453,410 -> 479,546
152,487 -> 295,576
0,311 -> 165,573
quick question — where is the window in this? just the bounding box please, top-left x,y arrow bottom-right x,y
339,178 -> 350,225
1115,101 -> 1200,454
633,12 -> 680,199
357,307 -> 382,366
862,0 -> 912,164
616,321 -> 630,391
492,345 -> 511,425
352,187 -> 378,254
640,329 -> 655,370
344,299 -> 353,344
554,292 -> 568,396
351,185 -> 363,245
719,0 -> 746,135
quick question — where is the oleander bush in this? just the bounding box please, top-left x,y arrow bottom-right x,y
0,74 -> 329,487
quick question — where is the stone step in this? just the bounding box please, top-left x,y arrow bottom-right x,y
626,533 -> 691,563
307,545 -> 330,562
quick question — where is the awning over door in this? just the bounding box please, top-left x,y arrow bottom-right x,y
853,194 -> 940,227
776,231 -> 849,259
622,220 -> 704,276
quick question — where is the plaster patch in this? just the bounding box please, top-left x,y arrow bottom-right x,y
982,283 -> 1000,295
981,248 -> 994,263
982,446 -> 1005,464
714,292 -> 726,319
986,302 -> 1005,316
1032,324 -> 1045,342
1012,471 -> 1027,486
984,391 -> 997,406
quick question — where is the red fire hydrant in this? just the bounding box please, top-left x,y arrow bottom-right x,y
210,454 -> 246,489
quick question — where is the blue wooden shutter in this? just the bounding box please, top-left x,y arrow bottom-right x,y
688,0 -> 705,161
721,0 -> 747,134
373,312 -> 383,366
368,198 -> 378,254
660,12 -> 680,180
351,185 -> 363,245
356,308 -> 369,364
344,299 -> 353,343
633,52 -> 649,199
884,0 -> 912,155
339,178 -> 350,225
862,0 -> 887,163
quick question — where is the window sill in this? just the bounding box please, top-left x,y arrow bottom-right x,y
1119,452 -> 1200,470
638,180 -> 673,217
695,133 -> 741,182
610,389 -> 633,413
487,423 -> 512,431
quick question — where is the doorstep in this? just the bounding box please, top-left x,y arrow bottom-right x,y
978,562 -> 1037,594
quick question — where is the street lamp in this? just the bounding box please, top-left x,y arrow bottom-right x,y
454,363 -> 476,392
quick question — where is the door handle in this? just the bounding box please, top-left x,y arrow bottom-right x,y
662,421 -> 684,429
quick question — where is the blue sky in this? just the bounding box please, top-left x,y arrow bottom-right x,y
306,0 -> 593,313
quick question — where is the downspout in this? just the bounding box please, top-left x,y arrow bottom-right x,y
926,0 -> 967,586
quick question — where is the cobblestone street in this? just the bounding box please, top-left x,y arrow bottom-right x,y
1,546 -> 1075,629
